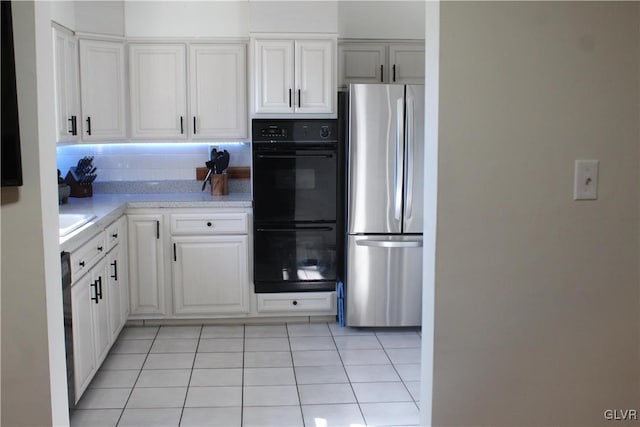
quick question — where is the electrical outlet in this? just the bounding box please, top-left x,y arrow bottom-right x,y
574,159 -> 599,200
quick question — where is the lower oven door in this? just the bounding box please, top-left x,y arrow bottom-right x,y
253,147 -> 337,222
254,223 -> 337,293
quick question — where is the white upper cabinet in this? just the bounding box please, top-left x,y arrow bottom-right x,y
254,39 -> 295,114
254,37 -> 336,116
189,44 -> 247,139
129,44 -> 187,139
338,43 -> 386,86
79,39 -> 127,140
52,27 -> 81,143
338,41 -> 425,87
389,45 -> 425,85
295,40 -> 335,114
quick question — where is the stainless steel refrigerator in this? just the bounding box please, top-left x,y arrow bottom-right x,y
346,83 -> 424,327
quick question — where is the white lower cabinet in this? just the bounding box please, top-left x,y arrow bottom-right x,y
107,243 -> 128,343
128,214 -> 166,316
172,235 -> 249,315
71,257 -> 110,401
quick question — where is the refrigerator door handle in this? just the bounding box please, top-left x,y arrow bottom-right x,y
394,98 -> 405,221
405,97 -> 414,219
356,239 -> 423,248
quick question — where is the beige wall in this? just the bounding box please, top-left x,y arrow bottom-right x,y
433,2 -> 640,425
1,1 -> 68,425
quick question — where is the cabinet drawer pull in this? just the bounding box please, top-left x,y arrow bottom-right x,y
289,89 -> 292,108
298,89 -> 301,107
110,260 -> 118,280
97,276 -> 103,300
392,64 -> 396,82
180,116 -> 184,134
380,65 -> 384,83
193,116 -> 197,134
86,116 -> 92,135
90,280 -> 99,303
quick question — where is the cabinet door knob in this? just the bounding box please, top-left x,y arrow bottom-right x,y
292,300 -> 298,306
79,261 -> 85,267
207,221 -> 212,227
112,233 -> 118,239
97,246 -> 103,252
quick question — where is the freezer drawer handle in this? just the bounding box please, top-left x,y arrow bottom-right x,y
356,239 -> 422,248
257,153 -> 333,159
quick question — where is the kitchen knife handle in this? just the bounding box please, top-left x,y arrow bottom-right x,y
289,89 -> 292,108
86,116 -> 92,135
380,65 -> 384,83
392,64 -> 396,82
180,116 -> 184,134
110,260 -> 118,280
193,116 -> 197,134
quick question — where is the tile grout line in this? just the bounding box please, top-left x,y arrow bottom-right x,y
287,323 -> 306,427
373,329 -> 420,410
114,326 -> 160,426
240,323 -> 245,427
177,324 -> 203,426
329,322 -> 368,426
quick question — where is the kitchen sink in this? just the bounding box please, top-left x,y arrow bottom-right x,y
59,213 -> 96,237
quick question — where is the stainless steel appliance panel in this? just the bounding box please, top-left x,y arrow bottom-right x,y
403,84 -> 425,234
348,84 -> 405,234
346,235 -> 423,326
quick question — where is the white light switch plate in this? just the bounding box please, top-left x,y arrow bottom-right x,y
574,159 -> 599,200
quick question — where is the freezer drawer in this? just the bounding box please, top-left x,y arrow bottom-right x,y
346,235 -> 422,326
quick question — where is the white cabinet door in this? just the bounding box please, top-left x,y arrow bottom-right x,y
189,44 -> 247,139
107,244 -> 128,342
52,27 -> 80,143
71,272 -> 96,400
254,39 -> 295,114
71,257 -> 110,401
338,43 -> 386,87
129,44 -> 187,139
389,45 -> 425,84
128,215 -> 166,316
172,235 -> 249,315
295,39 -> 335,114
92,258 -> 111,367
79,39 -> 127,140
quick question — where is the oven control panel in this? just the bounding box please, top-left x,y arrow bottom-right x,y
252,119 -> 338,143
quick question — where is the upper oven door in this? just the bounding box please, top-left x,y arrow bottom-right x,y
253,145 -> 337,222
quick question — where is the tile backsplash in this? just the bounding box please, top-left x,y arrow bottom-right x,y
56,142 -> 251,182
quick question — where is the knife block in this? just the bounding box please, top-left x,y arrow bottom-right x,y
65,170 -> 93,198
211,174 -> 228,196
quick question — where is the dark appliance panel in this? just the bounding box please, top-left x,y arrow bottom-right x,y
254,224 -> 337,293
253,146 -> 337,222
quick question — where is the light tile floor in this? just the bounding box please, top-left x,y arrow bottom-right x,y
71,323 -> 421,427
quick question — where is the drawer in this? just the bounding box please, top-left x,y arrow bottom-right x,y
70,232 -> 106,280
257,292 -> 336,313
105,216 -> 126,252
170,213 -> 248,235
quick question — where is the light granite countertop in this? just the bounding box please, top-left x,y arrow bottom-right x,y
59,192 -> 252,252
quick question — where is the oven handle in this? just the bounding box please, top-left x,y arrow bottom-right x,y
257,227 -> 334,232
256,153 -> 334,159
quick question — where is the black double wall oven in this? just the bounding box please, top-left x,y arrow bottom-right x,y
252,119 -> 342,293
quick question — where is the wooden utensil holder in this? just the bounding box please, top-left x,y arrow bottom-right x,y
211,174 -> 228,196
65,170 -> 93,198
